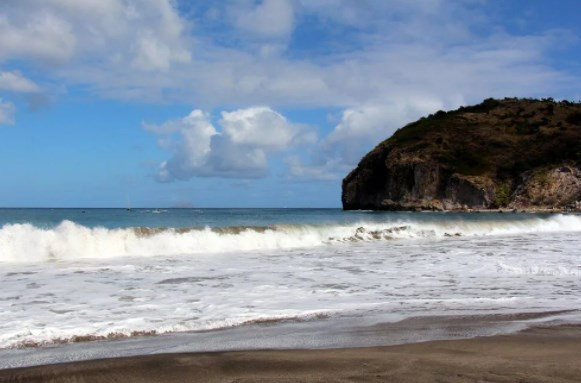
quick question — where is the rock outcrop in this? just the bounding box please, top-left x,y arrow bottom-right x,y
342,98 -> 581,211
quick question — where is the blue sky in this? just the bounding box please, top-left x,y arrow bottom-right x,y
0,0 -> 580,208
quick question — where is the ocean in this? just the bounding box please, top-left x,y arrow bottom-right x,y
1,208 -> 580,367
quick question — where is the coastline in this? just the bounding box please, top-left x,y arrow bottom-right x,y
1,325 -> 580,382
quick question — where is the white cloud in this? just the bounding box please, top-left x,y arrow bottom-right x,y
0,99 -> 15,125
132,32 -> 191,72
285,156 -> 341,181
0,0 -> 190,71
324,99 -> 444,152
0,71 -> 41,93
221,107 -> 297,149
144,110 -> 216,181
0,0 -> 577,108
287,97 -> 451,181
0,9 -> 76,64
231,0 -> 295,39
146,106 -> 307,181
202,137 -> 270,179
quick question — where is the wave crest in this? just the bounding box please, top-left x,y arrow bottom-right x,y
0,214 -> 580,263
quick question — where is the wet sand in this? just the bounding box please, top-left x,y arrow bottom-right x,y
1,325 -> 580,383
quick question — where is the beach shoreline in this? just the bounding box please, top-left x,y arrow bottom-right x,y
1,324 -> 580,382
2,309 -> 578,370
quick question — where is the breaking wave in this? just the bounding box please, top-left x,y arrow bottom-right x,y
0,214 -> 580,263
7,311 -> 332,349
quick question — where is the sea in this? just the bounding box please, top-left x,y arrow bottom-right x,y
1,208 -> 580,368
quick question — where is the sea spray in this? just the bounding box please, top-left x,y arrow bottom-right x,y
1,214 -> 580,263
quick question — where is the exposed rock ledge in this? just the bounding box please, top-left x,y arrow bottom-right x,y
342,98 -> 581,211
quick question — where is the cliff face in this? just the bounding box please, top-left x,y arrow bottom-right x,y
342,98 -> 581,211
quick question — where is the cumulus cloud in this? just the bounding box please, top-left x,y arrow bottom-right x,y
221,106 -> 298,149
147,100 -> 455,183
145,106 -> 308,181
0,71 -> 41,93
0,99 -> 15,125
144,110 -> 217,181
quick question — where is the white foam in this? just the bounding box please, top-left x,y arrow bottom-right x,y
0,215 -> 580,263
1,228 -> 580,349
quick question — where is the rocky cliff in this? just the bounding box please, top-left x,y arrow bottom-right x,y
342,98 -> 581,211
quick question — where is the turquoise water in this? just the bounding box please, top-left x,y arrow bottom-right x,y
0,208 -> 556,229
0,208 -> 358,229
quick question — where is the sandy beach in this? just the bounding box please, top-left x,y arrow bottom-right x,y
1,325 -> 580,383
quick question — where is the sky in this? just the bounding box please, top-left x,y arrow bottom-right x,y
0,0 -> 580,208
